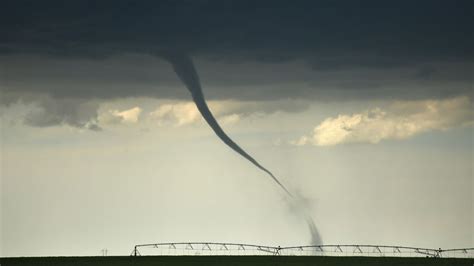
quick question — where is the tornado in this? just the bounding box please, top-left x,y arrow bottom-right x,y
162,52 -> 292,196
161,52 -> 322,245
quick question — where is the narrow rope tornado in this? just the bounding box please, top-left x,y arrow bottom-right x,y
161,52 -> 322,245
163,52 -> 292,197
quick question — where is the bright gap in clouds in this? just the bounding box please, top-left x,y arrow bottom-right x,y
99,107 -> 142,125
294,96 -> 473,146
99,101 -> 244,128
10,97 -> 473,147
95,99 -> 309,128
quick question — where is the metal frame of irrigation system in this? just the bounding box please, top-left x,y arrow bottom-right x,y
131,242 -> 474,258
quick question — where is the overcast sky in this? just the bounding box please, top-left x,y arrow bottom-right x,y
1,0 -> 473,257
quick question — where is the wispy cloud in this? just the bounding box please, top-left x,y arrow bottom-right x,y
11,97 -> 307,130
147,100 -> 306,127
293,96 -> 473,146
99,107 -> 142,125
149,102 -> 201,126
148,101 -> 243,127
23,97 -> 101,130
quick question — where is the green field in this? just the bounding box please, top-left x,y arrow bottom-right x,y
1,256 -> 473,266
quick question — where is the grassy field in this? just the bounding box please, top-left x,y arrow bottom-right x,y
1,256 -> 473,266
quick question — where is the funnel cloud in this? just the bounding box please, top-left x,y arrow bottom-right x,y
162,52 -> 322,245
162,52 -> 292,196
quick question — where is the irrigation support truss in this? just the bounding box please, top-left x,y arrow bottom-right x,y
131,242 -> 474,258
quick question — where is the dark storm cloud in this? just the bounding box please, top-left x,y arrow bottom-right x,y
0,0 -> 472,128
1,0 -> 472,62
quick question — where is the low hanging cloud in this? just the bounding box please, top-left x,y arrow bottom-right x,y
98,107 -> 142,125
149,102 -> 202,126
22,96 -> 101,131
8,96 -> 308,130
148,101 -> 242,127
294,96 -> 473,146
148,100 -> 308,127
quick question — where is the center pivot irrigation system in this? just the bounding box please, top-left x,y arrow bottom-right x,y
131,242 -> 474,258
